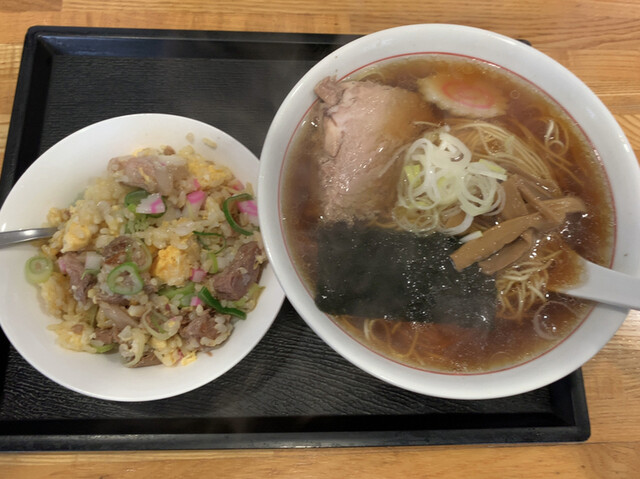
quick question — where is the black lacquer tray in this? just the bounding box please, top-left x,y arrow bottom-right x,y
0,26 -> 590,451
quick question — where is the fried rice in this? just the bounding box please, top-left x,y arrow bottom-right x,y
28,142 -> 267,368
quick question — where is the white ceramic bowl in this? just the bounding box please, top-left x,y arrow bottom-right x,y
258,24 -> 640,399
0,113 -> 285,402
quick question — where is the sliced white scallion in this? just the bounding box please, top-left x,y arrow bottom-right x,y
394,129 -> 506,235
142,310 -> 181,341
118,326 -> 148,367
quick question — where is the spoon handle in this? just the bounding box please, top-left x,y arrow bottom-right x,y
0,227 -> 57,248
559,259 -> 640,311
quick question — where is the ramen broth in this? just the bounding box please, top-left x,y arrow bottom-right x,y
282,55 -> 614,373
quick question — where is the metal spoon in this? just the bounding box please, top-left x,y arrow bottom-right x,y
0,227 -> 57,248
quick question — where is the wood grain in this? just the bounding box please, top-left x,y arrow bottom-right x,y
0,442 -> 639,478
1,0 -> 640,477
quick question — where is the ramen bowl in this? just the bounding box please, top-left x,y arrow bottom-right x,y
0,113 -> 285,401
258,24 -> 640,399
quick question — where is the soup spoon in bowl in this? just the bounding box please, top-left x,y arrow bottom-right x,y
555,258 -> 640,311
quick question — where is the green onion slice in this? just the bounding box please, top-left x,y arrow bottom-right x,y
147,311 -> 167,334
124,189 -> 149,210
207,251 -> 219,274
81,268 -> 100,280
142,311 -> 181,341
197,287 -> 247,319
158,282 -> 195,301
222,193 -> 254,236
193,231 -> 227,253
126,238 -> 153,272
232,283 -> 263,309
25,256 -> 54,285
106,262 -> 144,295
124,189 -> 166,218
92,343 -> 115,354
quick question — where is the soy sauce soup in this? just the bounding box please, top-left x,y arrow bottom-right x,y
282,54 -> 614,373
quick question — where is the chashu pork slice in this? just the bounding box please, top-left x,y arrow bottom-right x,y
314,76 -> 434,222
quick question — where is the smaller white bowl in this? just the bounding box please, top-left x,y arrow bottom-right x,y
259,24 -> 640,399
0,113 -> 285,402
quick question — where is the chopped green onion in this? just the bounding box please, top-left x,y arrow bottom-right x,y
124,189 -> 149,210
124,215 -> 150,233
193,231 -> 227,253
158,282 -> 195,300
197,287 -> 247,319
125,238 -> 153,271
81,268 -> 100,280
124,189 -> 166,218
25,256 -> 53,285
92,343 -> 115,354
232,283 -> 263,308
222,193 -> 254,236
180,294 -> 194,307
106,262 -> 144,295
207,251 -> 219,274
142,312 -> 181,341
148,311 -> 167,334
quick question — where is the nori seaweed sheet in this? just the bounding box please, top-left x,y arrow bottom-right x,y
315,223 -> 496,328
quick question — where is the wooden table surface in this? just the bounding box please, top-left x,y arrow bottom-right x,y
1,0 -> 639,477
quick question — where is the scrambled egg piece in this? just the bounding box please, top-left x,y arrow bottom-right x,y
62,219 -> 93,252
181,351 -> 197,366
46,207 -> 69,227
48,319 -> 94,353
151,335 -> 184,366
152,245 -> 196,286
186,156 -> 233,189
